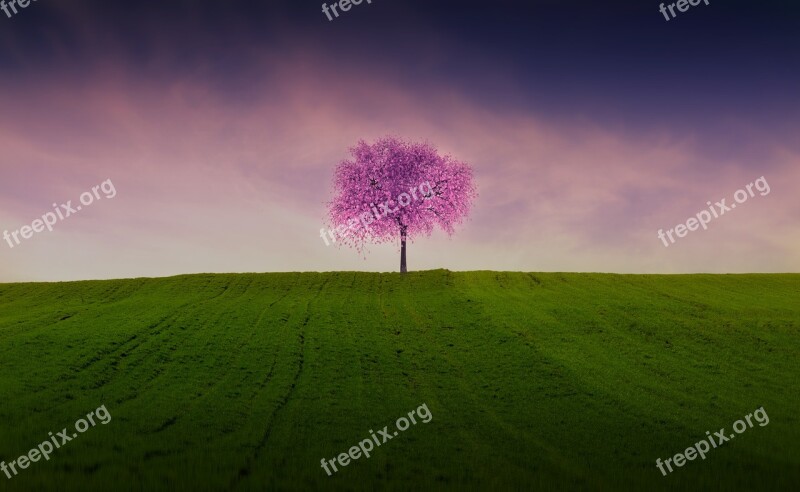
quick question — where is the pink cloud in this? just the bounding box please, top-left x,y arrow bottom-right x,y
0,52 -> 798,281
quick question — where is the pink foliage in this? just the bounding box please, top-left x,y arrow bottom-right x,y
327,136 -> 477,252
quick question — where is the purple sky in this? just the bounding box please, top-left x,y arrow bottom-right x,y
1,0 -> 798,281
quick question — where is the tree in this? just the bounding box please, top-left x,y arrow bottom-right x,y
325,136 -> 477,273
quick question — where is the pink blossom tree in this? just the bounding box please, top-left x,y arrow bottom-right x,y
324,136 -> 477,273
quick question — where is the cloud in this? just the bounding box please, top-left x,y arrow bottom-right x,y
0,44 -> 798,280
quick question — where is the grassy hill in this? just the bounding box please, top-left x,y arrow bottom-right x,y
0,271 -> 797,491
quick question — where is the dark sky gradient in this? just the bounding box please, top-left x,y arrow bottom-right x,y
4,0 -> 798,133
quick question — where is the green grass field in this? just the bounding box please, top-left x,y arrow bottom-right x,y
0,271 -> 797,491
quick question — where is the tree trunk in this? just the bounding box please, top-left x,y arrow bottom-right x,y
400,225 -> 408,274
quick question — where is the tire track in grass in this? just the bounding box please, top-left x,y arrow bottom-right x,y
37,276 -> 228,377
103,277 -> 292,469
232,275 -> 328,486
404,273 -> 576,480
46,278 -> 253,415
148,279 -> 297,435
402,288 -> 549,479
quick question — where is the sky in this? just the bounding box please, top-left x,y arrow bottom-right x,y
0,0 -> 798,281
